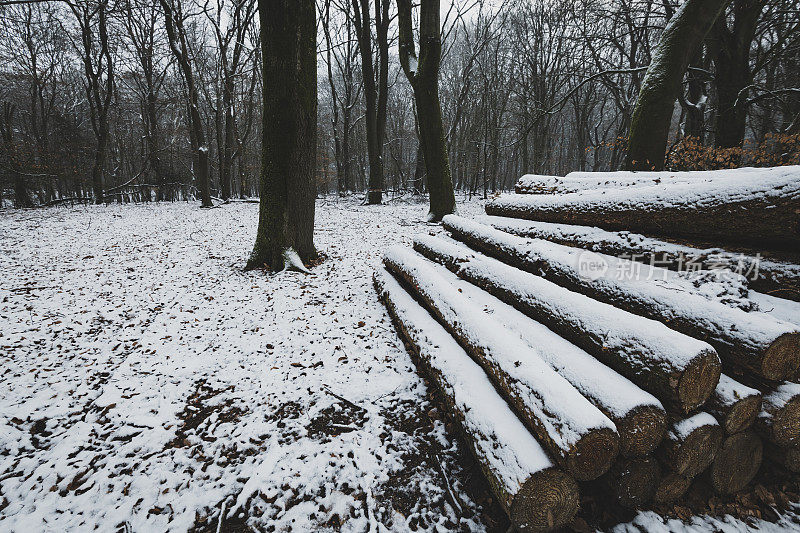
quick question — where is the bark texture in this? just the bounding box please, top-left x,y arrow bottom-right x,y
625,0 -> 730,170
383,246 -> 619,481
412,234 -> 720,414
374,269 -> 579,532
709,431 -> 762,494
246,0 -> 317,271
658,414 -> 723,478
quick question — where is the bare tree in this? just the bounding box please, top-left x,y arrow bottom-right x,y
246,0 -> 317,271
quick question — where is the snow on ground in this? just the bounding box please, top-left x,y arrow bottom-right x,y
0,197 -> 489,532
1,196 -> 799,532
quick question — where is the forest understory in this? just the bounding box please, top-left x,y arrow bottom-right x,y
1,198 -> 800,532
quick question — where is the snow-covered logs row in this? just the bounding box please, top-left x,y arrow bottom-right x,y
373,270 -> 580,531
478,215 -> 800,300
441,215 -> 800,382
375,170 -> 800,527
488,165 -> 800,249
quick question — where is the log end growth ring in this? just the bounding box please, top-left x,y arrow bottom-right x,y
762,332 -> 800,381
511,468 -> 580,532
565,427 -> 620,481
674,423 -> 724,478
678,350 -> 722,413
711,432 -> 763,494
724,394 -> 762,435
772,394 -> 800,447
618,405 -> 668,457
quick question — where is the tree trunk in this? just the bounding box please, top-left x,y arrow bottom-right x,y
383,246 -> 620,481
625,0 -> 730,170
246,0 -> 316,271
654,471 -> 692,504
605,456 -> 660,508
755,382 -> 800,448
658,413 -> 723,478
706,374 -> 762,435
0,102 -> 34,208
412,234 -> 720,414
374,268 -> 580,532
709,431 -> 762,494
397,0 -> 455,221
709,0 -> 762,149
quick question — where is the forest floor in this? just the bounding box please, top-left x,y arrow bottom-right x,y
1,197 -> 799,532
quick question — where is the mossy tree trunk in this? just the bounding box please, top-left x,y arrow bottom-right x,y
245,0 -> 317,272
397,0 -> 456,222
625,0 -> 731,170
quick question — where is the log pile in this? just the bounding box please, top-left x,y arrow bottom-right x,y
374,166 -> 800,531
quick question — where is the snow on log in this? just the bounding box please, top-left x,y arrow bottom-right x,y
487,165 -> 800,249
411,235 -> 720,413
752,291 -> 800,327
653,471 -> 692,504
709,431 -> 763,494
443,215 -> 800,382
606,456 -> 660,508
658,413 -> 723,478
706,374 -> 762,435
373,269 -> 580,531
756,382 -> 800,448
515,168 -> 764,195
423,258 -> 666,457
382,246 -> 620,480
479,215 -> 800,300
764,442 -> 800,473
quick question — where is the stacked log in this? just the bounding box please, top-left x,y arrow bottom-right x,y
479,215 -> 800,300
412,234 -> 721,413
486,165 -> 800,249
705,374 -> 762,435
383,246 -> 620,480
441,215 -> 800,382
430,261 -> 667,457
709,431 -> 763,494
374,166 -> 800,526
373,269 -> 580,531
658,413 -> 723,478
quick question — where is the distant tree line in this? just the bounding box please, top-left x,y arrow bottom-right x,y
0,0 -> 798,208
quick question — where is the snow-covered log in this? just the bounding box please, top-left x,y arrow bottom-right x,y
373,269 -> 580,531
653,471 -> 692,504
486,166 -> 800,249
764,442 -> 800,473
443,215 -> 800,382
657,413 -> 723,478
382,247 -> 620,480
706,374 -> 762,435
606,456 -> 660,508
756,382 -> 800,448
709,431 -> 762,494
425,258 -> 666,457
479,215 -> 800,300
515,168 -> 764,195
412,235 -> 720,413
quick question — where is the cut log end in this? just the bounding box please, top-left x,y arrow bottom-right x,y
762,333 -> 800,381
654,472 -> 692,504
723,394 -> 762,435
511,468 -> 580,532
617,405 -> 668,457
566,427 -> 620,481
611,456 -> 660,508
711,432 -> 763,494
770,395 -> 800,447
765,442 -> 800,473
662,422 -> 724,478
677,351 -> 722,413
